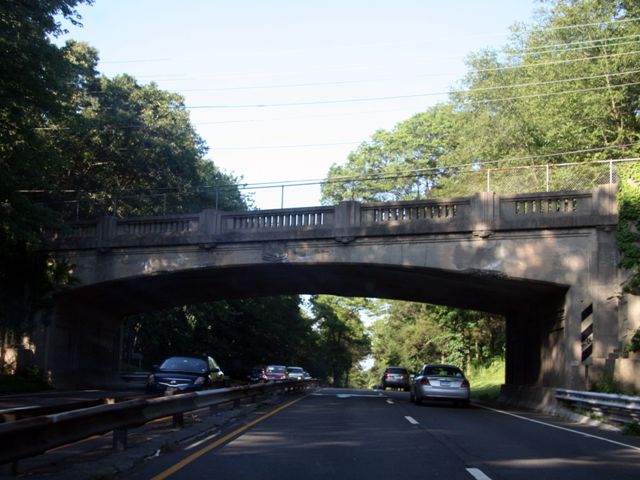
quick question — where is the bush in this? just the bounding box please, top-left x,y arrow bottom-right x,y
590,372 -> 619,394
622,421 -> 640,436
468,359 -> 505,401
624,328 -> 640,354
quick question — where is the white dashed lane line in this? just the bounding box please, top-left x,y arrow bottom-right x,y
404,415 -> 419,425
386,399 -> 394,405
400,411 -> 493,479
466,467 -> 493,480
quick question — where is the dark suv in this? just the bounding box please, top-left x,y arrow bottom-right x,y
381,366 -> 410,391
146,356 -> 225,394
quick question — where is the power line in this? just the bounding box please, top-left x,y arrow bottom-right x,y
522,38 -> 640,57
34,72 -> 640,132
460,49 -> 640,77
21,155 -> 640,197
185,71 -> 640,110
525,16 -> 640,33
94,37 -> 640,95
521,34 -> 640,54
212,141 -> 361,151
471,80 -> 640,104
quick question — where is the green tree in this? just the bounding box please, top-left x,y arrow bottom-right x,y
126,296 -> 317,380
321,104 -> 458,204
369,301 -> 504,376
309,296 -> 371,386
0,0 -> 92,371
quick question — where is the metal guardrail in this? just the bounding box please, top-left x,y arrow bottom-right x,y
0,398 -> 117,423
556,388 -> 640,425
0,379 -> 316,466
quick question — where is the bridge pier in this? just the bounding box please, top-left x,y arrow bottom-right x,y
33,301 -> 122,389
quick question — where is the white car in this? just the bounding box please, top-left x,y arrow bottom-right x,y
286,366 -> 305,380
410,364 -> 470,407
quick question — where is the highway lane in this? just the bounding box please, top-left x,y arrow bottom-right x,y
127,388 -> 640,480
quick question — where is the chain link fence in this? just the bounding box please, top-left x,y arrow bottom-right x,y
24,159 -> 638,220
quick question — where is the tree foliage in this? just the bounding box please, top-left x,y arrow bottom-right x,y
124,297 -> 318,379
370,301 -> 504,377
308,295 -> 371,386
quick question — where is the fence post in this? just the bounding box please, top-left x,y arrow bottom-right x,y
609,160 -> 614,184
486,169 -> 491,192
546,164 -> 550,192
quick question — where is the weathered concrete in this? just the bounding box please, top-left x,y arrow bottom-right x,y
40,186 -> 628,398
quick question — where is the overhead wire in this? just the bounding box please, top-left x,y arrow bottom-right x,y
22,154 -> 640,198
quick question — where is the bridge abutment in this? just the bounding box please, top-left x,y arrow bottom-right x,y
33,301 -> 122,389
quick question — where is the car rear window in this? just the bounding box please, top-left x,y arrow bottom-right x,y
386,367 -> 408,374
267,366 -> 286,373
424,366 -> 463,377
160,357 -> 208,373
287,367 -> 303,373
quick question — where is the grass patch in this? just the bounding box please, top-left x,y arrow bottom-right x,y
0,374 -> 52,394
468,359 -> 505,401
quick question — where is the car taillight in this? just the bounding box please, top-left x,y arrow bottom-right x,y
385,373 -> 392,378
420,377 -> 430,385
461,379 -> 470,388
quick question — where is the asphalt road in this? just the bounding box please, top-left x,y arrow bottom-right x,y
126,388 -> 640,480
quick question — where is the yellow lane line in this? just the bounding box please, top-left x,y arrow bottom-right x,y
151,395 -> 308,480
47,434 -> 105,452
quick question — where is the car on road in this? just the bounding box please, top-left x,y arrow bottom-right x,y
286,366 -> 305,380
410,363 -> 470,407
303,371 -> 312,380
265,365 -> 288,380
146,356 -> 225,394
381,366 -> 411,391
247,366 -> 269,383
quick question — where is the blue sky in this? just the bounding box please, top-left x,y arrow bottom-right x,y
58,0 -> 540,208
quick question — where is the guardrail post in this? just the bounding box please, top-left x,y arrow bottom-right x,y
113,428 -> 128,451
173,412 -> 184,428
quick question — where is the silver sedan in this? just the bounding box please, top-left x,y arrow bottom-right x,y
410,364 -> 470,407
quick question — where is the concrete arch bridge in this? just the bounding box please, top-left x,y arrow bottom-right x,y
37,185 -> 639,403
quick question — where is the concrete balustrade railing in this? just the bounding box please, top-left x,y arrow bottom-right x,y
221,206 -> 334,231
361,197 -> 469,224
48,186 -> 617,251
